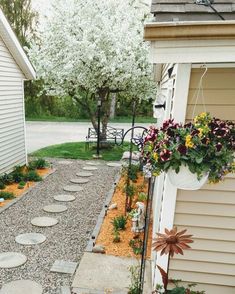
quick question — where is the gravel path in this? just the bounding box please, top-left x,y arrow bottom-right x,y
0,159 -> 119,294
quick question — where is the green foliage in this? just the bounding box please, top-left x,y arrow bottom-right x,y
28,158 -> 48,170
25,170 -> 42,182
137,192 -> 147,202
0,182 -> 6,190
11,166 -> 24,183
112,215 -> 127,231
154,281 -> 205,294
113,229 -> 121,243
0,173 -> 14,185
0,191 -> 15,200
125,184 -> 136,198
129,239 -> 143,255
128,164 -> 140,182
128,265 -> 141,294
18,181 -> 26,189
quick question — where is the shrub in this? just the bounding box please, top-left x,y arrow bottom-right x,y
0,191 -> 15,200
18,181 -> 26,189
0,173 -> 14,185
11,166 -> 24,183
112,215 -> 127,231
0,182 -> 6,190
25,170 -> 42,182
137,192 -> 147,202
28,158 -> 48,170
128,265 -> 140,294
125,184 -> 135,198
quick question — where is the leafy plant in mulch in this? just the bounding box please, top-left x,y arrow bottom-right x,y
129,238 -> 143,255
11,166 -> 25,183
18,181 -> 26,189
28,158 -> 48,170
112,229 -> 121,243
112,215 -> 127,231
0,181 -> 6,190
24,170 -> 42,182
137,192 -> 147,202
0,173 -> 14,185
0,191 -> 15,200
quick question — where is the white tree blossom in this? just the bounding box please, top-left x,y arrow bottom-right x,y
29,0 -> 156,136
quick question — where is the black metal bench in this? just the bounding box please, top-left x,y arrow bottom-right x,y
86,126 -> 124,148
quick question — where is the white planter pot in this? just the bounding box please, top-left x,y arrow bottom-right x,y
168,165 -> 208,190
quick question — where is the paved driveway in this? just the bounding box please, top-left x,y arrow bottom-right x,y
26,121 -> 152,153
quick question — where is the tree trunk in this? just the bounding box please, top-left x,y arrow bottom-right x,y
109,93 -> 116,119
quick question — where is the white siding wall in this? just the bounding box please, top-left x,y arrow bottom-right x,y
168,68 -> 235,294
0,36 -> 26,174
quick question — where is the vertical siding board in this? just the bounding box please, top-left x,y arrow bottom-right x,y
0,36 -> 26,174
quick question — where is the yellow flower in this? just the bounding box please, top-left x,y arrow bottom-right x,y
185,135 -> 194,148
198,128 -> 204,138
153,153 -> 159,161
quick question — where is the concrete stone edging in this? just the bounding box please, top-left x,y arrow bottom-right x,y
85,170 -> 122,252
0,169 -> 56,215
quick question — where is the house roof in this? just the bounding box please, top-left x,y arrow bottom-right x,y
151,1 -> 235,22
0,9 -> 36,80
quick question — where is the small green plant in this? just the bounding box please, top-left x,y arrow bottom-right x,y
125,184 -> 135,198
154,281 -> 205,294
129,239 -> 143,255
18,181 -> 26,189
128,265 -> 141,294
128,164 -> 140,182
28,158 -> 48,170
0,173 -> 14,185
11,166 -> 24,183
137,192 -> 147,202
128,209 -> 138,219
25,170 -> 42,182
0,181 -> 6,190
113,229 -> 121,243
0,191 -> 15,200
112,215 -> 127,231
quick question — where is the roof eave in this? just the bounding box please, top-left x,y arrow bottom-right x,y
0,9 -> 36,80
144,20 -> 235,41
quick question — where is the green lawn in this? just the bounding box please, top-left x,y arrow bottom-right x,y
31,141 -> 133,161
26,115 -> 155,124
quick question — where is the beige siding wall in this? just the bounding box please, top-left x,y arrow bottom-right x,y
0,36 -> 26,174
169,68 -> 235,294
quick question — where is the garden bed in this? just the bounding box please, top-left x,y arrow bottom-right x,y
96,172 -> 153,258
0,159 -> 53,210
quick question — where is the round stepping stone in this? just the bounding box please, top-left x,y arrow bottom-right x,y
70,178 -> 89,184
86,161 -> 101,166
31,217 -> 58,227
63,185 -> 83,192
76,172 -> 93,177
0,252 -> 27,268
0,280 -> 43,294
54,194 -> 76,202
43,204 -> 68,213
83,166 -> 98,171
15,233 -> 46,245
107,162 -> 122,167
58,160 -> 72,165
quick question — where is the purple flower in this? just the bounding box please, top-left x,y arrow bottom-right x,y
213,128 -> 228,138
177,144 -> 187,155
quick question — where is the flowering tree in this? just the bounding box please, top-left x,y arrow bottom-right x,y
29,0 -> 156,140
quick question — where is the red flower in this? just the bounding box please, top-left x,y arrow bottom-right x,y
177,144 -> 187,155
216,143 -> 223,152
160,149 -> 172,161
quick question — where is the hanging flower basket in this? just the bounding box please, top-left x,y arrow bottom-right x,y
143,113 -> 235,190
167,165 -> 208,190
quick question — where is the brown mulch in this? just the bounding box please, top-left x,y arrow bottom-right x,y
96,173 -> 153,258
0,168 -> 52,208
